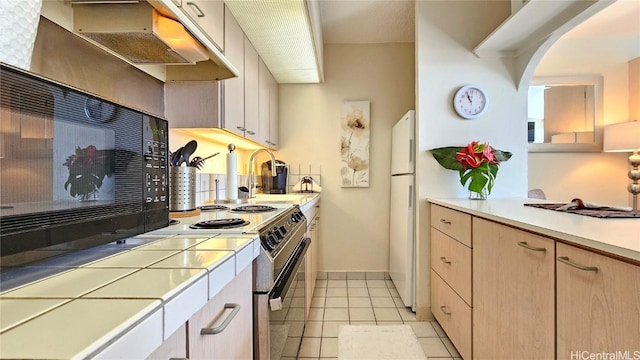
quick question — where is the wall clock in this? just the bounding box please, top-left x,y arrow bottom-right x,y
453,85 -> 489,119
84,98 -> 116,122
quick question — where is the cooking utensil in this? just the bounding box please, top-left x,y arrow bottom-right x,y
171,147 -> 183,166
180,140 -> 197,166
189,152 -> 220,169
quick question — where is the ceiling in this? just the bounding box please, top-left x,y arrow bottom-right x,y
318,0 -> 638,63
535,0 -> 640,75
319,0 -> 415,44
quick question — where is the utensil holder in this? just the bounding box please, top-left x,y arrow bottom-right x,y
169,167 -> 196,211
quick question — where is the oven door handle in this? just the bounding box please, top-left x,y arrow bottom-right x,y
268,237 -> 310,311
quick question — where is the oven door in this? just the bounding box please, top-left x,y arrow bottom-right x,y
255,237 -> 310,360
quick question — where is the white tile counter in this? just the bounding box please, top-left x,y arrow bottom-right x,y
0,195 -> 322,359
428,198 -> 640,262
0,233 -> 259,359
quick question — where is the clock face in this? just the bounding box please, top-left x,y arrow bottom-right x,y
453,85 -> 488,119
84,98 -> 116,122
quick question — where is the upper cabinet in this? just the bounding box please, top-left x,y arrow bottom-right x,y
259,59 -> 279,150
60,0 -> 238,81
222,5 -> 245,138
244,36 -> 260,143
165,5 -> 279,150
178,0 -> 225,52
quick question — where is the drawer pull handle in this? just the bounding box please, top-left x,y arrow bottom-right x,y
517,241 -> 546,252
439,219 -> 451,225
440,306 -> 452,316
440,256 -> 451,264
558,256 -> 598,272
201,303 -> 241,335
186,2 -> 205,17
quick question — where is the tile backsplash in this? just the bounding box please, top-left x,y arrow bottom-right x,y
287,163 -> 322,194
194,162 -> 322,206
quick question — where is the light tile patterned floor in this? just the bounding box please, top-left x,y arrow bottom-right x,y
289,272 -> 462,360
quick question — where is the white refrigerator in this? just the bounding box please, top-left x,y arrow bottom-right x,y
389,110 -> 416,311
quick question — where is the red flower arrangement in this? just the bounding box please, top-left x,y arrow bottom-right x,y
430,141 -> 512,198
63,145 -> 114,201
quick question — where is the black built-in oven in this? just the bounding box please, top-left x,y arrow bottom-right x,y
253,206 -> 309,360
0,63 -> 169,270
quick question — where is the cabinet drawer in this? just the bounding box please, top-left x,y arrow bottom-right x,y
431,204 -> 472,247
556,243 -> 640,356
431,269 -> 472,360
431,228 -> 472,305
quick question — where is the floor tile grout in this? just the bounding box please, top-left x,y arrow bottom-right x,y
298,276 -> 459,359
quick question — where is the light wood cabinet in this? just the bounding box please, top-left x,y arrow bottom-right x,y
473,218 -> 555,360
165,80 -> 220,128
556,242 -> 640,357
431,204 -> 472,247
258,59 -> 279,149
430,204 -> 472,359
431,228 -> 472,305
180,0 -> 224,51
243,36 -> 260,143
188,266 -> 253,360
163,5 -> 280,149
431,269 -> 472,360
145,324 -> 187,360
304,203 -> 320,318
430,202 -> 640,360
222,5 -> 245,138
268,70 -> 279,149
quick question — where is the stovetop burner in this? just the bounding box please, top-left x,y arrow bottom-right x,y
189,218 -> 250,229
230,205 -> 278,213
169,219 -> 180,226
199,204 -> 229,211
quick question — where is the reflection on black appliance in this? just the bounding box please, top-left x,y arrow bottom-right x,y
0,63 -> 169,270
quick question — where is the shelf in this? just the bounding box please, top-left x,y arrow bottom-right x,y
473,0 -> 612,58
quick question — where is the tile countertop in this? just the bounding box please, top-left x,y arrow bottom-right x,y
0,193 -> 320,359
428,198 -> 640,263
0,233 -> 258,360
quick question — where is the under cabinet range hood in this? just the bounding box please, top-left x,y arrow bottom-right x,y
73,1 -> 208,64
71,1 -> 238,80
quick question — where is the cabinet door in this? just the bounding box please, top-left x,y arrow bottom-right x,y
182,0 -> 224,51
146,324 -> 187,360
258,58 -> 271,147
222,5 -> 245,137
243,36 -> 260,143
165,81 -> 220,128
268,70 -> 279,149
557,243 -> 640,357
473,218 -> 555,359
304,213 -> 320,318
188,266 -> 253,360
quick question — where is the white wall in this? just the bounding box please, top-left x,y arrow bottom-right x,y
278,43 -> 415,272
415,0 -> 527,318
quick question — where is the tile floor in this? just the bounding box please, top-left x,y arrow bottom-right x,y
292,272 -> 462,359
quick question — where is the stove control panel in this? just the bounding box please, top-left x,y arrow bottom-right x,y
260,207 -> 306,254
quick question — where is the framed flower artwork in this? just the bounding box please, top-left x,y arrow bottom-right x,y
340,100 -> 370,187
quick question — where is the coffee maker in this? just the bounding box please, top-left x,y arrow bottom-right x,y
261,160 -> 287,194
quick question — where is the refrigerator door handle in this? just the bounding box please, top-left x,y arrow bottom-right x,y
409,139 -> 414,166
408,185 -> 413,208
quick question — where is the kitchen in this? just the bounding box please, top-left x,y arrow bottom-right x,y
1,0 -> 639,359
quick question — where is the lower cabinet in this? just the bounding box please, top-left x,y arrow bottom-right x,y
305,205 -> 320,319
473,218 -> 555,359
147,266 -> 253,360
430,203 -> 640,360
188,266 -> 253,360
431,269 -> 472,360
556,242 -> 640,357
146,323 -> 187,360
